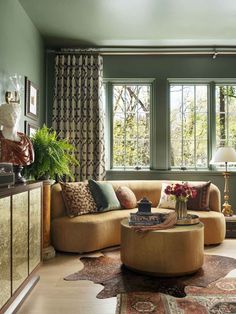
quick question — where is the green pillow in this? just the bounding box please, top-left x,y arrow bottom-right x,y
88,179 -> 121,212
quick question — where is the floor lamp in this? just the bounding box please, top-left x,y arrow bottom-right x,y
211,146 -> 236,216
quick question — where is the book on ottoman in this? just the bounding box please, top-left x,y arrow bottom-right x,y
128,197 -> 169,226
129,212 -> 168,226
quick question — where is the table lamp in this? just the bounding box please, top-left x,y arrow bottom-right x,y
210,146 -> 236,216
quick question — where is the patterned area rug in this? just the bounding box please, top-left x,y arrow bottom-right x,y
64,250 -> 236,300
116,277 -> 236,313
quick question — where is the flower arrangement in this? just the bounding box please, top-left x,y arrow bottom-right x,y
164,182 -> 197,202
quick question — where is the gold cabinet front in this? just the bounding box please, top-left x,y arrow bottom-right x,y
29,187 -> 41,273
0,196 -> 11,308
12,192 -> 29,294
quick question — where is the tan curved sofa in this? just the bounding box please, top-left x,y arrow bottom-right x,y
51,180 -> 226,253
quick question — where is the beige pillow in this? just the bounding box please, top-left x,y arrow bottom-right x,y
157,183 -> 176,209
61,182 -> 97,217
116,186 -> 137,209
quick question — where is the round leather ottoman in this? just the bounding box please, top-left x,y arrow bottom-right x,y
121,219 -> 204,276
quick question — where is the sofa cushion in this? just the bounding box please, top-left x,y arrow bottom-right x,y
116,186 -> 137,209
88,179 -> 121,212
158,183 -> 176,209
187,181 -> 211,211
61,182 -> 97,217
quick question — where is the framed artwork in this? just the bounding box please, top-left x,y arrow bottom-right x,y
25,77 -> 39,120
25,121 -> 39,137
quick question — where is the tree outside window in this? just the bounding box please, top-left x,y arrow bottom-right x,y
112,84 -> 150,169
216,85 -> 236,149
170,84 -> 208,169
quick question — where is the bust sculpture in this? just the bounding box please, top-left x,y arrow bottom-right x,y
0,102 -> 34,183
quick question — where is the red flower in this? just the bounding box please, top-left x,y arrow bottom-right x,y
164,182 -> 197,201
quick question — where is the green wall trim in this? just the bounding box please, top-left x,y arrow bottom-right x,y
0,0 -> 45,131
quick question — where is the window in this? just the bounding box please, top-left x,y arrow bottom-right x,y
112,83 -> 151,169
216,85 -> 236,148
170,84 -> 208,169
106,79 -> 236,172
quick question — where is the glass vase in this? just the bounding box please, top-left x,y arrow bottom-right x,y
175,199 -> 188,220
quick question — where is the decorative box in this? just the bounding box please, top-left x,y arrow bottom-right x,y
129,197 -> 169,226
0,163 -> 15,187
137,197 -> 152,213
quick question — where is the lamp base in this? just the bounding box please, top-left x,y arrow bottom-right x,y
222,202 -> 234,216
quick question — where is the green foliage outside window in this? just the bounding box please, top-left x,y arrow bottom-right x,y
170,85 -> 208,168
216,85 -> 236,148
112,85 -> 150,168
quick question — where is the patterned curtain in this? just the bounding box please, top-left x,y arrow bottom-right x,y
52,54 -> 105,181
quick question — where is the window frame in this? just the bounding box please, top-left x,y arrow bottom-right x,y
215,83 -> 236,148
104,78 -> 155,170
168,79 -> 211,170
105,77 -> 236,173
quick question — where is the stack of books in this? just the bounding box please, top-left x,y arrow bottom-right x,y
129,212 -> 168,226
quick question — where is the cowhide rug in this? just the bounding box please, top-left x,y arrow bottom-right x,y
64,250 -> 236,299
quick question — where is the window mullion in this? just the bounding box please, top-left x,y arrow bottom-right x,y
181,85 -> 184,167
124,85 -> 127,169
226,86 -> 229,145
194,85 -> 197,169
208,82 -> 215,169
136,85 -> 139,167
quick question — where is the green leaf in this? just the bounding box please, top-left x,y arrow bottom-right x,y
24,125 -> 79,181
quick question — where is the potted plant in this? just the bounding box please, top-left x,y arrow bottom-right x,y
25,125 -> 79,181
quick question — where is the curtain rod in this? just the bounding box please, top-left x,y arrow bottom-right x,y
46,47 -> 236,56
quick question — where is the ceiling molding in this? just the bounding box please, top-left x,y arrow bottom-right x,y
47,47 -> 236,56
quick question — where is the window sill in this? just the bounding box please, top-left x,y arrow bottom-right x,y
106,168 -> 236,176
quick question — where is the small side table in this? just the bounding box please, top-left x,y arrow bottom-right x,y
225,215 -> 236,238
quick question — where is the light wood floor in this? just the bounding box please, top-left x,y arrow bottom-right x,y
18,239 -> 236,314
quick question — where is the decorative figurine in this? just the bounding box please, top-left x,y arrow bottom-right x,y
137,197 -> 152,213
0,102 -> 34,183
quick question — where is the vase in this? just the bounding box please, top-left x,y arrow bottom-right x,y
175,199 -> 188,220
13,165 -> 26,184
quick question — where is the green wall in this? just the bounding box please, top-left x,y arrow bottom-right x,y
103,55 -> 236,78
0,0 -> 45,131
46,53 -> 236,212
103,54 -> 236,212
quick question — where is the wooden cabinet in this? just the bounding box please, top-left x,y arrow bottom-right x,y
225,215 -> 236,238
0,196 -> 11,309
0,182 -> 42,313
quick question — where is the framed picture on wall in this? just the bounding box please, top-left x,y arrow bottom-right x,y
25,77 -> 39,120
25,121 -> 39,137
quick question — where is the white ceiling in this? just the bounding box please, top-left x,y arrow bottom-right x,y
19,0 -> 236,47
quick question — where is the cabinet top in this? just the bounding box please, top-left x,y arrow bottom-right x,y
225,215 -> 236,222
0,180 -> 42,197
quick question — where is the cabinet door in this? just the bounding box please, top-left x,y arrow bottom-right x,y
29,187 -> 41,273
12,192 -> 28,294
0,196 -> 11,308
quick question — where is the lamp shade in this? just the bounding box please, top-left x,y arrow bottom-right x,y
210,146 -> 236,164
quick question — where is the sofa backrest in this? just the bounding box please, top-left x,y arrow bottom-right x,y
109,180 -> 221,212
51,180 -> 221,219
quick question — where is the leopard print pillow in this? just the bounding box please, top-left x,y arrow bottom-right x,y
61,182 -> 97,217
